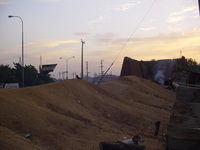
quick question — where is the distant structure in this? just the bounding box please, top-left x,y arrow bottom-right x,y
120,56 -> 200,85
39,64 -> 57,74
39,56 -> 57,75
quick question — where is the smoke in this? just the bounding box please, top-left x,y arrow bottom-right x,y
153,60 -> 176,85
154,70 -> 165,84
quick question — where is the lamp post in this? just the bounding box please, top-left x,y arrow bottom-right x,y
8,15 -> 24,87
60,56 -> 75,80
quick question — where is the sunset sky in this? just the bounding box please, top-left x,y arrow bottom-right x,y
0,0 -> 200,79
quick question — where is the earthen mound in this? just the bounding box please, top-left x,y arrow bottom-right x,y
0,76 -> 175,150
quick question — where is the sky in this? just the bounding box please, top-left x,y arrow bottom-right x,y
0,0 -> 200,79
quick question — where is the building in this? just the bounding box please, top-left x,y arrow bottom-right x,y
120,56 -> 200,85
167,83 -> 200,150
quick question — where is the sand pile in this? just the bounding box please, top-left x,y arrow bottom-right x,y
0,76 -> 175,150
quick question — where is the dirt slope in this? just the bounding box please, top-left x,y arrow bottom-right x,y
0,76 -> 175,150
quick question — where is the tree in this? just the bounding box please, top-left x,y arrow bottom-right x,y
186,58 -> 200,70
13,63 -> 23,85
0,63 -> 54,87
24,64 -> 40,86
0,64 -> 17,83
38,73 -> 54,84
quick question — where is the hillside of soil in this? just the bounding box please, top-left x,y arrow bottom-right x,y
0,76 -> 176,150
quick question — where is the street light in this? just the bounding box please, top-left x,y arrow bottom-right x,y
8,15 -> 24,87
60,56 -> 75,80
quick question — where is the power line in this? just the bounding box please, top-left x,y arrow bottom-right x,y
97,0 -> 157,84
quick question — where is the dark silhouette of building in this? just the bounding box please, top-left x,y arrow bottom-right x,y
120,56 -> 200,85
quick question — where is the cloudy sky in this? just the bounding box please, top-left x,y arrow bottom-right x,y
0,0 -> 200,79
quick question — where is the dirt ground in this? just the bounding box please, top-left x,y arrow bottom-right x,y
0,76 -> 176,150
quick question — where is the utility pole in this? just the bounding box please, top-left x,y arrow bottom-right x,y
100,60 -> 104,76
86,61 -> 89,81
39,55 -> 42,72
62,72 -> 65,80
19,57 -> 21,65
81,39 -> 85,79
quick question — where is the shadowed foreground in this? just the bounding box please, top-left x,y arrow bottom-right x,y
0,76 -> 175,150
